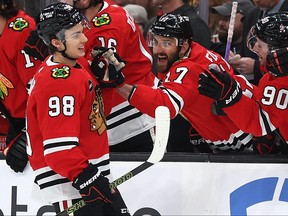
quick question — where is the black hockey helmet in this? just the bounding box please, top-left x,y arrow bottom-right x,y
248,12 -> 288,49
247,12 -> 288,77
37,2 -> 83,45
150,13 -> 193,47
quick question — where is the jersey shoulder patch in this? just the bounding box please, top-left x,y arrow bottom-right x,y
51,66 -> 71,79
8,17 -> 29,31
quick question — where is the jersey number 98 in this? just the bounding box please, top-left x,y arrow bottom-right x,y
49,96 -> 75,117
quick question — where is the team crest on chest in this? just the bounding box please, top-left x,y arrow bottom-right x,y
0,73 -> 14,100
92,13 -> 111,27
9,18 -> 29,31
51,66 -> 70,79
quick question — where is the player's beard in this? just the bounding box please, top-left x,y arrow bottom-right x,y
155,51 -> 179,74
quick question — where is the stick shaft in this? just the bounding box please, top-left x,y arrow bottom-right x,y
56,106 -> 170,216
224,2 -> 238,61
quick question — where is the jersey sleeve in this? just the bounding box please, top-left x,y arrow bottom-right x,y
129,61 -> 195,118
223,75 -> 276,136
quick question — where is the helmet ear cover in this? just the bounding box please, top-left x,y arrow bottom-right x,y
37,2 -> 83,45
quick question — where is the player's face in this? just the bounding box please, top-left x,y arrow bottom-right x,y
152,35 -> 179,73
64,24 -> 88,58
251,37 -> 269,65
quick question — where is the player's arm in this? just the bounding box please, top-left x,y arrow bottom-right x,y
198,68 -> 276,136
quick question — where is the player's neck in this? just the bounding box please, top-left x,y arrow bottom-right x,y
83,3 -> 103,21
0,16 -> 7,36
52,53 -> 77,67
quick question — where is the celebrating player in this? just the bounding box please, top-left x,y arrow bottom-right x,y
0,0 -> 42,172
26,3 -> 130,215
59,0 -> 157,152
198,12 -> 288,153
92,13 -> 254,153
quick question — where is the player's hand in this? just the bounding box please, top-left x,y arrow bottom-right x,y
23,30 -> 49,61
91,47 -> 125,88
266,47 -> 288,77
3,131 -> 28,173
72,163 -> 114,205
252,132 -> 280,154
198,68 -> 242,108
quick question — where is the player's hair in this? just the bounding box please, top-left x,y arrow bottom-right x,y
0,0 -> 19,19
151,13 -> 193,47
37,2 -> 82,53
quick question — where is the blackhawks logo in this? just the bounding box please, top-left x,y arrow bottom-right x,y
0,73 -> 14,100
92,13 -> 111,27
51,66 -> 70,79
9,18 -> 29,31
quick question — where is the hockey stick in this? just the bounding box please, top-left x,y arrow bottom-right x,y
224,1 -> 238,61
56,106 -> 170,216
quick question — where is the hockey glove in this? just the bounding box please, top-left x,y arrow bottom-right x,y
23,30 -> 49,61
91,47 -> 125,88
252,132 -> 280,154
3,131 -> 28,173
72,163 -> 114,205
198,68 -> 242,108
266,48 -> 288,77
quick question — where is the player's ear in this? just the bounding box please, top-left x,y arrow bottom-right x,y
51,38 -> 63,50
179,40 -> 190,58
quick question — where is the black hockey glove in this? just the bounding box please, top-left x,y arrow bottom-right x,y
3,131 -> 28,173
72,163 -> 114,205
23,30 -> 49,61
252,132 -> 280,154
91,47 -> 125,88
198,68 -> 242,108
266,48 -> 288,77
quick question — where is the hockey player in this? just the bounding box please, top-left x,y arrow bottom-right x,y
61,0 -> 156,152
198,12 -> 288,152
26,3 -> 129,215
92,13 -> 254,153
0,0 -> 42,172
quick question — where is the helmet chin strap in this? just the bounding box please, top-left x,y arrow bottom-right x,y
58,41 -> 77,61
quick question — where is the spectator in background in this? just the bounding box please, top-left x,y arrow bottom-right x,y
190,0 -> 228,42
229,0 -> 288,85
124,4 -> 148,34
210,0 -> 255,59
144,0 -> 211,49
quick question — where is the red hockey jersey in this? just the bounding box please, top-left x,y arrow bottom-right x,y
0,10 -> 42,118
84,0 -> 156,145
226,73 -> 288,141
129,42 -> 253,151
26,56 -> 111,203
